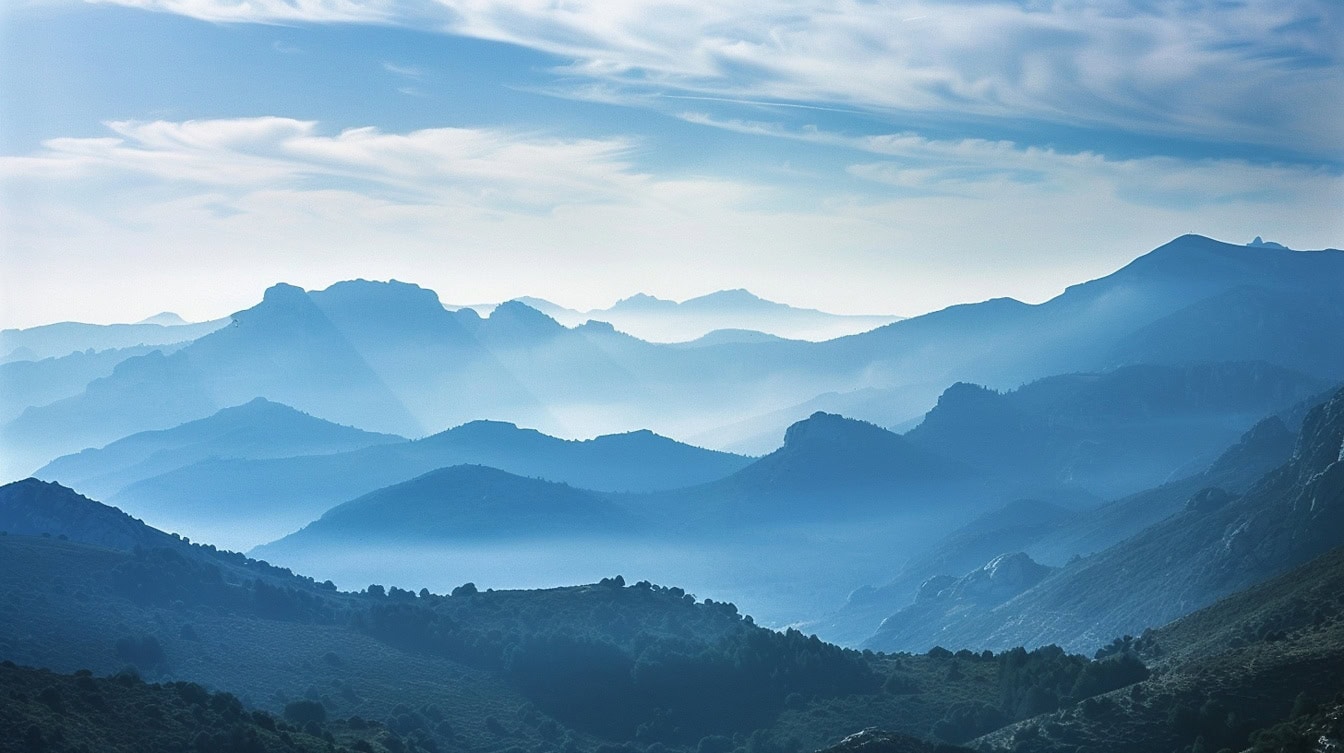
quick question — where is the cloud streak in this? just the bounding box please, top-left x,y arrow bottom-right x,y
88,0 -> 1344,160
2,116 -> 1340,329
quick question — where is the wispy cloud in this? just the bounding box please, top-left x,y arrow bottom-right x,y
382,61 -> 424,78
676,113 -> 1339,206
88,0 -> 1344,160
3,117 -> 647,209
2,116 -> 1340,329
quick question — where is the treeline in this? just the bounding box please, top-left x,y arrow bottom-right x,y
0,661 -> 420,753
352,577 -> 879,742
925,644 -> 1150,744
107,545 -> 337,624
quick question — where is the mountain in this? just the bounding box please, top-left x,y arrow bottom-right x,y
0,283 -> 425,479
822,499 -> 1077,646
0,478 -> 1027,753
662,412 -> 975,528
971,545 -> 1344,753
0,477 -> 181,552
823,407 -> 1302,647
34,398 -> 404,501
94,419 -> 750,550
0,317 -> 226,363
904,362 -> 1326,500
866,385 -> 1344,654
0,344 -> 169,425
511,289 -> 902,342
7,235 -> 1341,483
869,553 -> 1056,653
252,465 -> 635,554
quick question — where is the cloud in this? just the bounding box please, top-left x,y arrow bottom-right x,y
382,61 -> 424,78
2,116 -> 1340,330
3,117 -> 647,210
87,0 -> 1344,160
679,113 -> 1337,206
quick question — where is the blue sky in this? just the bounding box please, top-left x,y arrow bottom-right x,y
2,0 -> 1341,327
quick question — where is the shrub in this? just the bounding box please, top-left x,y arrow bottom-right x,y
283,699 -> 326,726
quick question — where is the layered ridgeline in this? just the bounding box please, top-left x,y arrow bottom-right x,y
823,398 -> 1309,645
35,398 -> 404,501
972,546 -> 1344,753
37,412 -> 749,551
864,386 -> 1344,655
0,479 -> 1103,753
508,289 -> 902,343
901,362 -> 1327,500
5,235 -> 1342,476
246,412 -> 982,628
0,314 -> 226,363
3,479 -> 1341,753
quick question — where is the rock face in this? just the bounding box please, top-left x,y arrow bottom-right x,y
867,553 -> 1055,652
867,386 -> 1344,655
815,727 -> 973,753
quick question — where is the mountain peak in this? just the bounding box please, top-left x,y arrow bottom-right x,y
313,278 -> 444,308
688,289 -> 764,304
1248,236 -> 1290,250
260,282 -> 309,305
608,293 -> 674,312
488,300 -> 564,331
781,412 -> 896,450
137,311 -> 189,326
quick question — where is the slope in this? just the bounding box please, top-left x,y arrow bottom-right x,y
868,385 -> 1344,654
35,398 -> 404,500
101,419 -> 750,549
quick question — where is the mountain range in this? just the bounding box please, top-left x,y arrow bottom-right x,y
864,384 -> 1344,654
5,234 -> 1341,480
504,289 -> 902,342
2,472 -> 1341,753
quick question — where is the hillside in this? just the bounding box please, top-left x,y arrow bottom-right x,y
0,662 -> 395,753
96,419 -> 749,550
664,412 -> 976,528
253,465 -> 636,551
971,546 -> 1344,753
904,361 -> 1324,500
868,385 -> 1344,654
0,478 -> 1028,753
35,398 -> 404,500
826,407 -> 1298,647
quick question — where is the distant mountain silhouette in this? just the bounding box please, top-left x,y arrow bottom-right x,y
35,398 -> 403,501
2,283 -> 426,478
0,344 -> 168,425
0,478 -> 180,552
904,361 -> 1326,499
512,289 -> 901,342
6,235 -> 1341,482
253,465 -> 634,556
649,412 -> 977,530
0,317 -> 225,364
94,419 -> 750,550
865,385 -> 1344,653
136,311 -> 190,326
827,403 -> 1305,647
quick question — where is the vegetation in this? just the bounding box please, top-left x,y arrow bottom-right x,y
0,661 -> 412,753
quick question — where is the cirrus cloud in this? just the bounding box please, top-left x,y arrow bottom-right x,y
85,0 -> 1344,160
1,116 -> 1340,330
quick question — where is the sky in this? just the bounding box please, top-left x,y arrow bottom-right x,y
1,0 -> 1341,328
